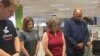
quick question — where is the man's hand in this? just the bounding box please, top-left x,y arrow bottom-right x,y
77,43 -> 84,49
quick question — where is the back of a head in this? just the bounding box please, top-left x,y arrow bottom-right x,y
0,0 -> 19,20
0,0 -> 19,7
83,16 -> 93,25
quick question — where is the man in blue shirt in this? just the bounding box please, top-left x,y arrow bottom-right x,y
64,8 -> 89,56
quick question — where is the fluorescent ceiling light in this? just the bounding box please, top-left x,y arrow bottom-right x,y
85,6 -> 96,9
51,4 -> 64,7
90,1 -> 98,4
38,23 -> 46,26
58,8 -> 70,11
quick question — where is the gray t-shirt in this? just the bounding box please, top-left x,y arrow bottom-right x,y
18,29 -> 39,56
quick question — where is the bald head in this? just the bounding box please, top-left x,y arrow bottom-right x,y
73,8 -> 82,21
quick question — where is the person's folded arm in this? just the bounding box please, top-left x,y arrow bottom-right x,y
62,32 -> 66,56
35,30 -> 40,56
20,41 -> 29,56
14,36 -> 20,53
42,32 -> 53,56
64,20 -> 78,47
12,36 -> 20,56
83,23 -> 89,46
0,49 -> 10,56
35,41 -> 40,56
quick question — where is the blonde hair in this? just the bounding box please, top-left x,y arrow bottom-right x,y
47,17 -> 60,30
10,0 -> 19,7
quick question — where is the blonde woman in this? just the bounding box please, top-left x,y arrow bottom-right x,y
42,18 -> 66,56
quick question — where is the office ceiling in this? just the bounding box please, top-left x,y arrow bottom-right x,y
19,0 -> 100,22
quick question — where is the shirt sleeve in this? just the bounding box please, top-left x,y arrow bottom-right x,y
64,20 -> 78,47
8,20 -> 17,37
18,31 -> 25,41
36,30 -> 40,41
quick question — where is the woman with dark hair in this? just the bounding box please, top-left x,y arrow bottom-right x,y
83,16 -> 93,56
42,17 -> 66,56
18,16 -> 40,56
83,16 -> 92,37
83,16 -> 93,25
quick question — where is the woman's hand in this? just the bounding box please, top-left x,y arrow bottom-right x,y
12,53 -> 19,56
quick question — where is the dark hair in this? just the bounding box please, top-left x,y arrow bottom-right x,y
0,0 -> 19,7
83,16 -> 93,25
0,0 -> 12,7
22,16 -> 34,32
